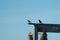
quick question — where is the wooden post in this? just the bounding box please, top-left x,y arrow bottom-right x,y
34,26 -> 38,40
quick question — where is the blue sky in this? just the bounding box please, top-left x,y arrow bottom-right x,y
0,0 -> 60,40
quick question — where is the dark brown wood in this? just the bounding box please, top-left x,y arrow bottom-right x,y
28,23 -> 60,33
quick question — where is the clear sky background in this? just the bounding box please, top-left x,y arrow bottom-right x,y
0,0 -> 60,40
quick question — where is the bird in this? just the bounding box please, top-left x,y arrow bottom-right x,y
39,20 -> 42,23
27,20 -> 31,23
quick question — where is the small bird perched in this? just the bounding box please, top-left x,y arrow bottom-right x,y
39,20 -> 42,23
27,20 -> 31,23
